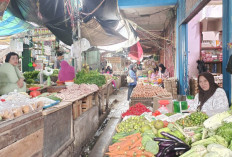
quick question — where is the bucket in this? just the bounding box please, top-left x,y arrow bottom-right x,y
173,101 -> 188,113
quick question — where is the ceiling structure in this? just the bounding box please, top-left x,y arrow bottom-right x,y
119,1 -> 177,52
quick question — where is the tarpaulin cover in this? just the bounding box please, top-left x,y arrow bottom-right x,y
129,42 -> 143,61
0,10 -> 33,36
0,0 -> 10,19
7,0 -> 138,46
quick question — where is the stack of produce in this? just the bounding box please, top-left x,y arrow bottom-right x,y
122,103 -> 151,118
56,84 -> 98,100
23,71 -> 40,84
131,84 -> 171,98
75,70 -> 106,87
154,132 -> 190,156
106,132 -> 155,157
176,112 -> 208,127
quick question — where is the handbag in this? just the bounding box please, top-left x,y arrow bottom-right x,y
127,75 -> 134,83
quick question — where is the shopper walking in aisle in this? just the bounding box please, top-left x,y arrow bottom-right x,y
189,72 -> 229,117
0,52 -> 26,95
127,64 -> 137,101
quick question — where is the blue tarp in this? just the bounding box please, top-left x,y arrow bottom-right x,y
0,10 -> 33,36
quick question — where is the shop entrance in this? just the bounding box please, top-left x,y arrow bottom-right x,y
187,0 -> 223,96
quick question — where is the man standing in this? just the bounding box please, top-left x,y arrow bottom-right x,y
53,52 -> 64,69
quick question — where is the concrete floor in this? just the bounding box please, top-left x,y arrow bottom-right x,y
88,87 -> 129,157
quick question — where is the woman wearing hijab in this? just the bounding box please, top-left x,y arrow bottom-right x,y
127,64 -> 137,101
189,72 -> 229,117
58,61 -> 75,82
158,63 -> 169,79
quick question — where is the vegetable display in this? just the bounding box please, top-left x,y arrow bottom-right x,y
122,103 -> 151,118
176,112 -> 208,127
23,71 -> 40,84
117,116 -> 154,133
74,70 -> 106,87
131,84 -> 170,98
56,84 -> 98,100
110,103 -> 232,157
106,132 -> 155,157
154,132 -> 190,157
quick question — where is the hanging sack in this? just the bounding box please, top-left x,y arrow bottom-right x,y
226,55 -> 232,74
127,75 -> 134,83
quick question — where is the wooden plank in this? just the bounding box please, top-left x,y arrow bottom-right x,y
0,116 -> 43,150
52,138 -> 74,157
0,129 -> 44,157
43,105 -> 72,157
94,92 -> 99,107
105,84 -> 110,110
42,101 -> 72,116
0,112 -> 42,134
72,100 -> 82,120
63,89 -> 98,103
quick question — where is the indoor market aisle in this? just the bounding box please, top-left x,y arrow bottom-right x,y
82,87 -> 129,157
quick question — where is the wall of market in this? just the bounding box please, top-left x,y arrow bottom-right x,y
163,15 -> 176,77
188,11 -> 201,79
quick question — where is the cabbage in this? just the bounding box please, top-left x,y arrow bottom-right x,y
216,122 -> 232,143
203,111 -> 231,130
203,152 -> 221,157
145,140 -> 159,155
207,144 -> 232,157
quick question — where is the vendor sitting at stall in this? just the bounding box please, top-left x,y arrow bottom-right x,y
158,63 -> 169,79
0,52 -> 26,95
58,60 -> 75,82
189,72 -> 229,117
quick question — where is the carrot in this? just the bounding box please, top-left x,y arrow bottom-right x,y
119,133 -> 141,141
130,137 -> 142,149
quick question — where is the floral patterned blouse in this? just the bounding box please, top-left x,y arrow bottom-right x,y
189,88 -> 229,117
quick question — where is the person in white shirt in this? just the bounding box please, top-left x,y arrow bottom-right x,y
189,72 -> 229,117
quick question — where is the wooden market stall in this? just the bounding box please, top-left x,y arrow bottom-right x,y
0,112 -> 44,157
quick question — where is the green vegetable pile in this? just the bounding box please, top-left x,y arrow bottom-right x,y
74,69 -> 106,87
117,116 -> 153,133
216,122 -> 232,143
176,112 -> 208,127
23,71 -> 40,84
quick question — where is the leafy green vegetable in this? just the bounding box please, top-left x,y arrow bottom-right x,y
142,135 -> 152,146
26,79 -> 34,84
23,71 -> 40,82
216,122 -> 232,143
74,69 -> 106,87
203,111 -> 231,130
207,144 -> 232,157
142,130 -> 156,139
180,145 -> 207,157
192,135 -> 228,147
144,140 -> 159,155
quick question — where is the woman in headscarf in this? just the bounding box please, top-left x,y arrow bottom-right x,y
127,64 -> 137,101
189,72 -> 229,117
158,63 -> 169,79
58,60 -> 75,82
